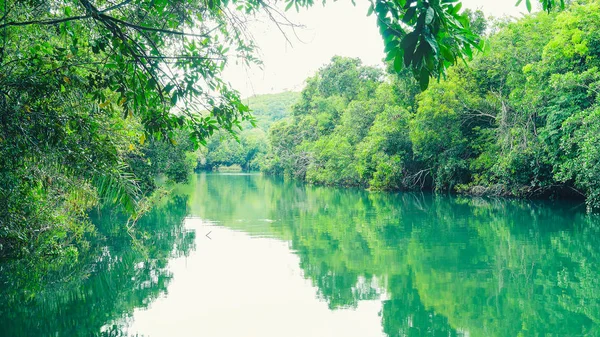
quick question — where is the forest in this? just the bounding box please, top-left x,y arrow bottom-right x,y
0,0 -> 596,258
257,3 -> 600,212
196,92 -> 298,171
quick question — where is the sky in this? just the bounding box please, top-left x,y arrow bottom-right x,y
223,0 -> 533,98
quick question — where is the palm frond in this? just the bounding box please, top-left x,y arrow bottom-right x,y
92,163 -> 141,215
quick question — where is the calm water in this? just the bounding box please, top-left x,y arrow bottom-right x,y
2,172 -> 600,336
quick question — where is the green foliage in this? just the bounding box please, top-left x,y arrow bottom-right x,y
304,133 -> 360,185
263,3 -> 600,209
243,92 -> 300,130
410,68 -> 482,190
0,0 -> 266,256
316,56 -> 383,100
144,131 -> 198,183
197,92 -> 299,171
262,56 -> 387,185
277,0 -> 563,88
368,0 -> 482,89
0,0 -> 588,256
356,104 -> 412,190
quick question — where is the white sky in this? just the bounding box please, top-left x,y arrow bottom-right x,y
223,0 -> 532,98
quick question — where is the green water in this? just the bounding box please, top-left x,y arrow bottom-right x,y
1,173 -> 599,336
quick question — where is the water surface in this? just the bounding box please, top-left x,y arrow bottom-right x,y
2,173 -> 599,336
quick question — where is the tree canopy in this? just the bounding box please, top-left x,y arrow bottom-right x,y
197,91 -> 299,171
262,1 -> 600,210
363,0 -> 565,88
1,0 -> 252,256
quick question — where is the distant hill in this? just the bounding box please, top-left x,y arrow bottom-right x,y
243,91 -> 299,130
197,91 -> 300,171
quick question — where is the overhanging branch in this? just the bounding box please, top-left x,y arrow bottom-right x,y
0,15 -> 90,29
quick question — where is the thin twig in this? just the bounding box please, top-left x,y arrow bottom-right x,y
101,0 -> 134,13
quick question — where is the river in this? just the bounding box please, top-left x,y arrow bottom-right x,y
1,172 -> 599,336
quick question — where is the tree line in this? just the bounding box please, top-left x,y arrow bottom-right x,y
260,2 -> 600,210
196,91 -> 298,171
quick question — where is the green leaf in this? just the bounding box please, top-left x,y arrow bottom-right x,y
440,45 -> 454,62
146,78 -> 157,90
463,44 -> 473,58
400,32 -> 419,62
394,54 -> 404,72
384,39 -> 398,53
367,4 -> 374,16
452,2 -> 462,15
403,7 -> 417,23
480,39 -> 491,54
385,49 -> 397,61
423,33 -> 439,56
425,7 -> 435,24
412,38 -> 431,65
419,67 -> 430,90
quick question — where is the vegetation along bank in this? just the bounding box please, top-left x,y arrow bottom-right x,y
253,4 -> 600,212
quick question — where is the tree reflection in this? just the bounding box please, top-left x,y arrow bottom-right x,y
189,173 -> 600,336
3,173 -> 600,336
0,194 -> 194,337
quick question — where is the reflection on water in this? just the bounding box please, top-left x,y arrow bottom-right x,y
0,194 -> 195,337
2,173 -> 600,336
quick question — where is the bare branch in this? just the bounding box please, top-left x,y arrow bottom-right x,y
101,0 -> 135,13
98,13 -> 211,38
262,5 -> 293,47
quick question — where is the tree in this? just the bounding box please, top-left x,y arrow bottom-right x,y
1,0 -> 260,144
0,0 -> 264,256
360,0 -> 564,88
197,92 -> 298,171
